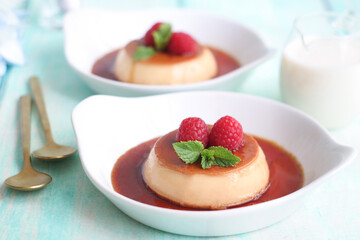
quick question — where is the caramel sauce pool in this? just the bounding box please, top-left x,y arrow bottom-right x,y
111,136 -> 304,210
92,47 -> 240,82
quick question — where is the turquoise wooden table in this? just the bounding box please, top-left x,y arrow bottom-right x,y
1,0 -> 360,239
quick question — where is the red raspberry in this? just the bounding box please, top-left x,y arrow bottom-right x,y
167,32 -> 198,55
176,117 -> 208,147
144,22 -> 162,47
209,116 -> 244,152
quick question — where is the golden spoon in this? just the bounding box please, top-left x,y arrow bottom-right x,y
29,77 -> 76,160
5,95 -> 52,191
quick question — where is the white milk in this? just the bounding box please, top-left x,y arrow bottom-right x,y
280,36 -> 360,129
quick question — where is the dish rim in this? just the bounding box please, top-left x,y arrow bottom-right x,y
72,92 -> 357,216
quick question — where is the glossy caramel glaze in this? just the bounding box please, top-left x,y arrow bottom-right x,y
155,131 -> 258,175
92,44 -> 240,81
125,40 -> 202,64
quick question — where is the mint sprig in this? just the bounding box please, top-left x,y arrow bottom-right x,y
153,23 -> 172,51
133,23 -> 172,61
172,141 -> 241,169
133,46 -> 156,61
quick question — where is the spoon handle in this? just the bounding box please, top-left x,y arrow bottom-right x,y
20,95 -> 32,169
29,77 -> 54,143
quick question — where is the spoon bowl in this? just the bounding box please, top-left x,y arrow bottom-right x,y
5,168 -> 52,191
32,143 -> 77,160
5,95 -> 52,191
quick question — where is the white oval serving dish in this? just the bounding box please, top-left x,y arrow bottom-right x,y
72,91 -> 356,236
64,9 -> 274,97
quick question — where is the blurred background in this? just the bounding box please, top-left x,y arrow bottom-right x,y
1,1 -> 360,239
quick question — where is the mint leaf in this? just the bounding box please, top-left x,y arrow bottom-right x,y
172,141 -> 204,164
208,146 -> 241,167
133,46 -> 156,61
201,149 -> 215,169
153,23 -> 172,51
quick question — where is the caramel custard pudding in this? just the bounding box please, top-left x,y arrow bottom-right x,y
143,131 -> 269,209
113,40 -> 217,85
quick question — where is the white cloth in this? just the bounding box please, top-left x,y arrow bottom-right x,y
0,8 -> 25,80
